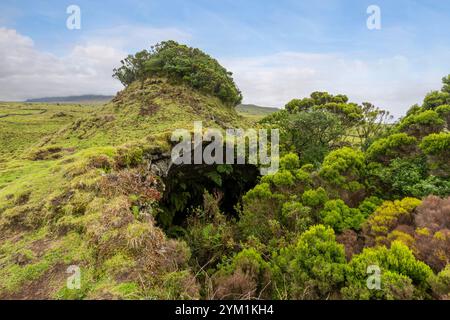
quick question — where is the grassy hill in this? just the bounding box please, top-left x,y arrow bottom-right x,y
0,77 -> 249,299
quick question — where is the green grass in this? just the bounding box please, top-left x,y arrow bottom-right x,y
0,77 -> 249,299
236,104 -> 279,122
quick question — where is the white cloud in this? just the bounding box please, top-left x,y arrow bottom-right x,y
0,26 -> 191,101
0,27 -> 447,118
223,52 -> 445,118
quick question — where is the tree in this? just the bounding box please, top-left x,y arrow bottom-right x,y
356,102 -> 393,149
284,110 -> 345,164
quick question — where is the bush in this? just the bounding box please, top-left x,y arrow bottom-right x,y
420,132 -> 450,177
320,200 -> 366,233
413,196 -> 450,272
271,225 -> 347,299
213,248 -> 271,299
366,133 -> 417,164
319,147 -> 365,191
398,110 -> 445,138
342,241 -> 433,299
301,187 -> 328,208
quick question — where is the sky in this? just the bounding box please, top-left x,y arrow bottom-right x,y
1,0 -> 450,117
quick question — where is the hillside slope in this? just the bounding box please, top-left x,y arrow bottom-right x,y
0,78 -> 247,299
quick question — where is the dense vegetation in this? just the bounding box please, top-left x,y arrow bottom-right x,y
0,42 -> 448,300
113,41 -> 242,106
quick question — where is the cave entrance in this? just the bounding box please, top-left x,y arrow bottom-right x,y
158,163 -> 260,235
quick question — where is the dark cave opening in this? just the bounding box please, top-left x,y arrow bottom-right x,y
158,163 -> 260,234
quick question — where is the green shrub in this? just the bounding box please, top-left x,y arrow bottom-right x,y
366,133 -> 417,163
319,147 -> 365,191
301,187 -> 328,207
342,241 -> 433,299
320,200 -> 366,232
398,110 -> 445,138
271,225 -> 347,299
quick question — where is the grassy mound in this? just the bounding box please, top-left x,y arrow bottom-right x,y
0,77 -> 247,299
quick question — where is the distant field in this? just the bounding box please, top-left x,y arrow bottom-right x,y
25,94 -> 114,104
0,102 -> 96,161
236,104 -> 279,121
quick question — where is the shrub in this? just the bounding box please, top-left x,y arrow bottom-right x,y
302,187 -> 328,208
319,147 -> 365,191
320,200 -> 366,232
422,90 -> 450,110
413,196 -> 450,272
436,104 -> 450,126
428,264 -> 450,299
271,225 -> 347,299
342,241 -> 433,299
398,110 -> 445,138
213,248 -> 271,299
185,192 -> 235,267
420,132 -> 450,177
279,153 -> 300,170
366,133 -> 417,163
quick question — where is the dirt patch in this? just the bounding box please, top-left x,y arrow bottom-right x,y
0,263 -> 67,300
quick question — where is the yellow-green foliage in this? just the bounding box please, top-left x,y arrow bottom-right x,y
363,197 -> 422,245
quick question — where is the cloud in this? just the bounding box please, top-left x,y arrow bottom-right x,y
223,52 -> 445,118
0,26 -> 447,118
82,25 -> 192,52
0,26 -> 191,101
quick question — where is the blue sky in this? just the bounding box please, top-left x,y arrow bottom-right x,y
1,0 -> 450,117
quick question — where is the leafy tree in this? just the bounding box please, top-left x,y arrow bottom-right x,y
284,110 -> 345,164
355,102 -> 393,149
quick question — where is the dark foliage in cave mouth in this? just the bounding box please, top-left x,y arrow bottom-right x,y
159,163 -> 260,236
